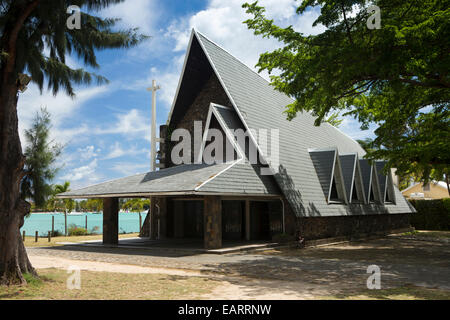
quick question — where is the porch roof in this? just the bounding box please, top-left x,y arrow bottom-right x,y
57,160 -> 281,199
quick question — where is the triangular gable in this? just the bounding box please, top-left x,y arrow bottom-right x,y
340,153 -> 366,203
309,148 -> 348,204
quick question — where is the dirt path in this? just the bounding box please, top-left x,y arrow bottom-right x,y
29,254 -> 326,299
29,255 -> 203,277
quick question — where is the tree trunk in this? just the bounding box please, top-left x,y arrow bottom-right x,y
0,80 -> 35,285
0,0 -> 41,285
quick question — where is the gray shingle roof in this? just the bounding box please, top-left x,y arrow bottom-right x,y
58,163 -> 231,198
339,154 -> 357,201
195,30 -> 413,217
309,149 -> 336,200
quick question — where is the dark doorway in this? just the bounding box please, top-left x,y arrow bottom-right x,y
250,201 -> 283,240
184,201 -> 203,238
166,200 -> 203,239
222,201 -> 245,240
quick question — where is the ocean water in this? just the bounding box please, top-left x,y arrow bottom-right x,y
21,212 -> 148,236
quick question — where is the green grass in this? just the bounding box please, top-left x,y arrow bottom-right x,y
23,233 -> 139,248
0,268 -> 220,300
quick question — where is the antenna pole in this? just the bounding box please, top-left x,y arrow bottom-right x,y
147,80 -> 160,172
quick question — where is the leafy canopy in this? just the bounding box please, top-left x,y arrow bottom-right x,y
21,108 -> 63,208
0,0 -> 148,96
243,0 -> 449,181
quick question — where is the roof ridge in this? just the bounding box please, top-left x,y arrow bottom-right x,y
194,30 -> 293,99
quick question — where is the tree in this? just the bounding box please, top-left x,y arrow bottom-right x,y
243,0 -> 449,182
21,108 -> 63,209
0,0 -> 147,285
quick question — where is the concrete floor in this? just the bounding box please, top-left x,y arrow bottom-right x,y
72,237 -> 280,254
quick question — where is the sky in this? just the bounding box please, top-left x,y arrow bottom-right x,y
17,0 -> 376,190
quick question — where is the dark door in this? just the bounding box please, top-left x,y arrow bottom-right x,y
222,201 -> 245,240
183,201 -> 203,238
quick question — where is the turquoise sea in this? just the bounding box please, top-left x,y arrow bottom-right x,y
21,212 -> 148,236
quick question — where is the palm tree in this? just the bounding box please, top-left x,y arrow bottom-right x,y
53,182 -> 72,236
0,1 -> 147,285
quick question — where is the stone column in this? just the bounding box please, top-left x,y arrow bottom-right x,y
204,196 -> 222,249
245,200 -> 251,241
103,197 -> 119,245
159,198 -> 167,239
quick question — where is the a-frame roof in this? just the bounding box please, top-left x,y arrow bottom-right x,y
179,29 -> 413,217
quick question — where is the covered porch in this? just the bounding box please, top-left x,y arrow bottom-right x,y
103,195 -> 284,249
58,162 -> 284,249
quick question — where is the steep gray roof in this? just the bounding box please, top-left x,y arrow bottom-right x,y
194,30 -> 413,216
309,149 -> 336,200
340,154 -> 357,201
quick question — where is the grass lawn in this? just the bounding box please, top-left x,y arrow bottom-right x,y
24,233 -> 139,248
414,230 -> 450,239
0,268 -> 220,300
322,285 -> 450,300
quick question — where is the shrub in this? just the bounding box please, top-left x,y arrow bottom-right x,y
51,230 -> 62,237
68,224 -> 89,236
409,199 -> 450,231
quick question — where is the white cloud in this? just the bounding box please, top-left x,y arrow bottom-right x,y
99,0 -> 159,35
17,84 -> 109,145
168,0 -> 325,78
77,145 -> 99,161
94,108 -> 151,141
110,161 -> 149,176
60,158 -> 98,182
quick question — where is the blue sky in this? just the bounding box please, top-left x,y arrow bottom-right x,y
18,0 -> 376,190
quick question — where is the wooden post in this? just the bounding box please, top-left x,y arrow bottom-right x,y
203,196 -> 222,249
103,198 -> 119,245
245,200 -> 251,241
85,215 -> 88,230
139,213 -> 142,233
52,215 -> 54,234
48,231 -> 51,242
64,210 -> 68,236
22,231 -> 25,241
35,231 -> 38,243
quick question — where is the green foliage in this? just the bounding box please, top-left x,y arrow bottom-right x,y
47,182 -> 74,213
77,199 -> 103,212
50,230 -> 62,237
1,0 -> 148,97
122,198 -> 150,212
67,224 -> 89,236
21,108 -> 62,209
243,0 -> 450,183
409,199 -> 450,231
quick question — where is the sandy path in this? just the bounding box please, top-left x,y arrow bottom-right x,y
29,255 -> 203,277
29,254 -> 317,299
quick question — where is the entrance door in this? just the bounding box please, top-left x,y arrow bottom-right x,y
250,201 -> 283,240
222,201 -> 245,240
183,201 -> 203,238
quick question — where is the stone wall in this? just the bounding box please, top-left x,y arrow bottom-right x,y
165,73 -> 232,166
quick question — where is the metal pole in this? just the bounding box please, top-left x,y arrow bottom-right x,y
52,215 -> 54,234
147,80 -> 160,172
